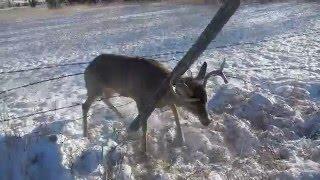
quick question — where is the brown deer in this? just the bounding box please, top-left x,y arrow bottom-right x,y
82,54 -> 228,149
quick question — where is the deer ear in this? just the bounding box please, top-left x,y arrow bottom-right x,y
196,62 -> 207,80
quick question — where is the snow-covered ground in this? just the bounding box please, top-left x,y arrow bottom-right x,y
0,1 -> 319,179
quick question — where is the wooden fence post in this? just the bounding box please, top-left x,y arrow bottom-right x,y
138,0 -> 240,141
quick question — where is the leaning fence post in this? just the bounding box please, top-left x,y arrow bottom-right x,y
138,0 -> 241,139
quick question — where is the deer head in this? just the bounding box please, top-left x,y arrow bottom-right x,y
171,60 -> 228,126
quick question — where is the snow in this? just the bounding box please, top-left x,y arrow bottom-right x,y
0,134 -> 72,180
0,1 -> 320,179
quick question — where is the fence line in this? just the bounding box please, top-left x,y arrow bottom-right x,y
0,59 -> 180,95
0,29 -> 318,125
27,101 -> 136,137
0,72 -> 84,95
0,44 -> 253,75
2,30 -> 317,75
0,56 -> 175,75
0,62 -> 89,75
4,63 -> 318,122
2,62 -> 318,96
1,99 -> 135,123
2,103 -> 81,122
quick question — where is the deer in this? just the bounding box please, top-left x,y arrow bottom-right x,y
82,54 -> 228,152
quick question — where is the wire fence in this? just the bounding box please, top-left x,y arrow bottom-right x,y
1,30 -> 319,96
1,29 -> 318,75
0,72 -> 84,95
0,29 -> 319,125
1,61 -> 318,96
0,62 -> 88,75
1,96 -> 135,122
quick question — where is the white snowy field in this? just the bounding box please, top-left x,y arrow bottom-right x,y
0,1 -> 320,179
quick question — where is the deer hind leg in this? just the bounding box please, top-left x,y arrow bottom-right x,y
170,104 -> 185,146
138,102 -> 149,153
102,89 -> 123,119
82,81 -> 102,137
128,100 -> 144,132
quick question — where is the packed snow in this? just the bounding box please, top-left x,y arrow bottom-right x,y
0,1 -> 319,179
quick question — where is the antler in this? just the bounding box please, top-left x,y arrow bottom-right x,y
203,59 -> 228,86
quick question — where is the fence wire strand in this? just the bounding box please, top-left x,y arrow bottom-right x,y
1,99 -> 135,122
0,72 -> 84,95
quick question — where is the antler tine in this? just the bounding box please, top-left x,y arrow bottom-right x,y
203,60 -> 229,86
220,59 -> 226,70
203,70 -> 220,86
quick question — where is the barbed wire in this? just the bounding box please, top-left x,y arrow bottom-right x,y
0,67 -> 193,95
0,72 -> 84,95
1,29 -> 318,98
0,29 -> 319,127
0,67 -> 318,123
2,103 -> 81,122
0,56 -> 174,75
0,60 -> 180,96
2,29 -> 318,75
2,61 -> 318,96
0,65 -> 318,122
1,98 -> 135,123
0,62 -> 89,75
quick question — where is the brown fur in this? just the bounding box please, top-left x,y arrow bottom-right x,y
82,54 -> 215,151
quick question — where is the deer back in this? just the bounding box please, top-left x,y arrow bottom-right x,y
85,54 -> 171,101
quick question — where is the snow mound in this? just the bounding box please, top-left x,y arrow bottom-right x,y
72,149 -> 101,176
223,115 -> 259,157
208,85 -> 249,114
275,85 -> 311,100
183,127 -> 213,153
303,112 -> 320,140
0,134 -> 71,180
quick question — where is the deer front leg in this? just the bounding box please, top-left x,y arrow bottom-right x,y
128,101 -> 148,153
170,104 -> 185,146
128,114 -> 147,153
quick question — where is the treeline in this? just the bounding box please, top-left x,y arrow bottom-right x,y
46,0 -> 161,8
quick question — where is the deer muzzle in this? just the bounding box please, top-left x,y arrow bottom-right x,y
199,112 -> 211,126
